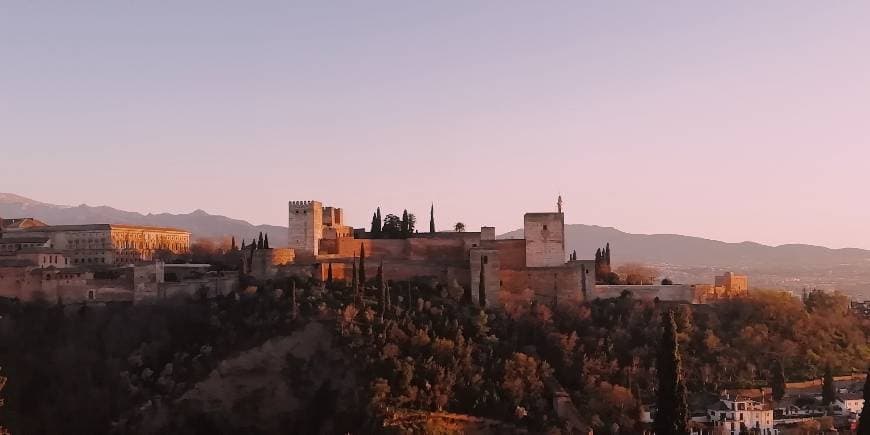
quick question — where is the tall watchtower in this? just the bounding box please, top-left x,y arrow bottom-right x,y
524,212 -> 565,267
288,201 -> 323,257
524,197 -> 566,267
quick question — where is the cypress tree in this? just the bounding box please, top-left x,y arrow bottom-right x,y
231,236 -> 237,251
290,279 -> 298,319
462,281 -> 473,305
359,244 -> 366,286
257,232 -> 264,249
478,256 -> 486,308
655,310 -> 689,435
605,243 -> 612,268
385,281 -> 391,310
351,256 -> 359,305
552,273 -> 558,308
822,365 -> 836,405
379,271 -> 387,321
401,209 -> 409,235
376,208 -> 382,233
857,368 -> 869,434
376,260 -> 383,289
429,203 -> 435,233
371,212 -> 379,234
241,239 -> 246,250
772,360 -> 786,401
264,234 -> 269,249
595,248 -> 602,275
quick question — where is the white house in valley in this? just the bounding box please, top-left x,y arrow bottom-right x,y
705,395 -> 778,435
832,392 -> 864,417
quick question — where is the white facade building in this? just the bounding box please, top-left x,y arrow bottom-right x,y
705,396 -> 778,435
832,393 -> 864,416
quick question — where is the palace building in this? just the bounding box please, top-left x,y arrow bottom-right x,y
0,221 -> 190,265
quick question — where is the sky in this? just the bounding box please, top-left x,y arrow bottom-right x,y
2,1 -> 869,248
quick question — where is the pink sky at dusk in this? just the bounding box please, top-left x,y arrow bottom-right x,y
2,1 -> 869,248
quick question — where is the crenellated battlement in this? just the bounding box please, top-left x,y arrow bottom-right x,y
288,200 -> 320,208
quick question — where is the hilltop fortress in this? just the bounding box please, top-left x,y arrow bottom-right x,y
0,197 -> 748,305
240,197 -> 749,305
246,198 -> 591,306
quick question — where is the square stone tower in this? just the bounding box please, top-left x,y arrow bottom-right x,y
715,272 -> 749,294
288,201 -> 323,257
524,212 -> 565,267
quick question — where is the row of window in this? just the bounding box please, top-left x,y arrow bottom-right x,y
72,257 -> 106,264
65,232 -> 106,240
41,255 -> 67,266
67,241 -> 184,250
0,243 -> 45,251
44,272 -> 82,281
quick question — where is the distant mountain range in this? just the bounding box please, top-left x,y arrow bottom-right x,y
500,225 -> 870,269
0,193 -> 288,247
3,193 -> 869,297
501,225 -> 870,298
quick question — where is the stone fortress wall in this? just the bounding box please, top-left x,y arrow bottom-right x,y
242,248 -> 296,278
592,284 -> 702,303
0,261 -> 236,304
273,197 -> 748,306
275,198 -> 586,306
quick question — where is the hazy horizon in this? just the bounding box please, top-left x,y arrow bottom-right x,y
3,2 -> 869,249
5,190 -> 869,252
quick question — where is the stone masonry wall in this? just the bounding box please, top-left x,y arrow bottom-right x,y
288,201 -> 322,257
498,265 -> 584,306
245,248 -> 296,279
489,239 -> 525,269
592,284 -> 702,303
524,213 -> 565,268
333,236 -> 478,266
469,248 -> 500,306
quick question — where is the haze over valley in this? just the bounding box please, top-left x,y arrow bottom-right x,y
4,192 -> 867,299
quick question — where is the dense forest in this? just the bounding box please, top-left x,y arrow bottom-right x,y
0,276 -> 867,434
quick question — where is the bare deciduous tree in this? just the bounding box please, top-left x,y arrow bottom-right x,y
616,263 -> 659,285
